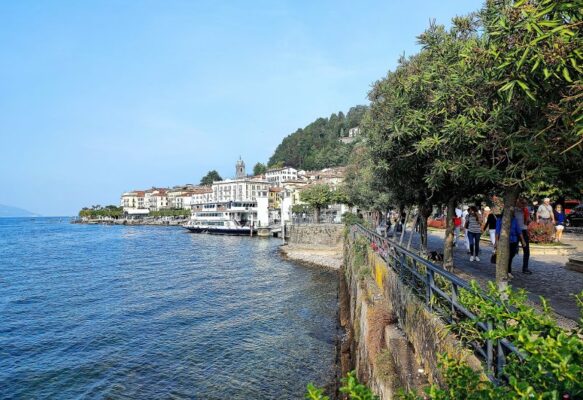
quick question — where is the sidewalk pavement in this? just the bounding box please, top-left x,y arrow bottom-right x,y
402,229 -> 583,325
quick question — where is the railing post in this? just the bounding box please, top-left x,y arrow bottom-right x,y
426,269 -> 435,310
486,321 -> 494,373
451,283 -> 459,321
497,341 -> 505,380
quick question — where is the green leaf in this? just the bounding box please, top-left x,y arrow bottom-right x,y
562,67 -> 573,82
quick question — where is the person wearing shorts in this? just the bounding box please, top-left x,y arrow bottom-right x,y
554,204 -> 565,242
537,198 -> 555,225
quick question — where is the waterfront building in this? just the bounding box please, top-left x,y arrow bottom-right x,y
268,187 -> 282,209
167,185 -> 199,210
121,191 -> 146,210
146,188 -> 169,211
265,166 -> 298,186
211,177 -> 270,203
190,187 -> 214,205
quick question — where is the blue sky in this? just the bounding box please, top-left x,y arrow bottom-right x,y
0,0 -> 483,216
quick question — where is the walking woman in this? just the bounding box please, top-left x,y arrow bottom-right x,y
482,206 -> 497,246
466,206 -> 483,262
554,204 -> 565,242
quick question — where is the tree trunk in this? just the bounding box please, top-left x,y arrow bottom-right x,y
399,207 -> 410,245
443,196 -> 456,271
314,207 -> 320,224
419,204 -> 432,255
407,212 -> 417,250
496,187 -> 520,292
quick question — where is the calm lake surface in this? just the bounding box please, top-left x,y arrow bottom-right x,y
0,218 -> 338,399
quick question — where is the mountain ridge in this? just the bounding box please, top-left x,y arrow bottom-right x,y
0,204 -> 39,217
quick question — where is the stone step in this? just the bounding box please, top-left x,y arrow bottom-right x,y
565,254 -> 583,273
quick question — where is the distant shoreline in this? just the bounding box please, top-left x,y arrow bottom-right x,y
72,217 -> 189,226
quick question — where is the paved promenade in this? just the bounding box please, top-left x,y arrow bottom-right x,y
403,229 -> 583,325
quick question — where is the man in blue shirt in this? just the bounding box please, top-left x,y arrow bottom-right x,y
495,214 -> 528,279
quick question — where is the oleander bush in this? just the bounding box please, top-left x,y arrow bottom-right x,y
527,221 -> 555,244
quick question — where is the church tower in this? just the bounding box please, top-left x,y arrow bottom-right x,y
236,157 -> 246,179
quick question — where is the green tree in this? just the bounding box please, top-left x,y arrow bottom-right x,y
268,106 -> 367,169
300,184 -> 334,223
252,162 -> 267,176
200,170 -> 222,186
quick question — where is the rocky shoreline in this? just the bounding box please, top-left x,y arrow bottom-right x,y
72,218 -> 188,226
279,244 -> 343,270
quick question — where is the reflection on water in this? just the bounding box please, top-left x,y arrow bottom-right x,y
0,218 -> 338,399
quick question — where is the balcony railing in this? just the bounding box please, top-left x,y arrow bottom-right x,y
350,223 -> 523,383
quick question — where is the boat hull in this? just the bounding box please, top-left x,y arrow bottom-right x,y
184,226 -> 256,236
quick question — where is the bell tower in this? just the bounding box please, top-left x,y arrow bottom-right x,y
236,157 -> 246,179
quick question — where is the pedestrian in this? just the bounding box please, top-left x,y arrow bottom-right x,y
466,206 -> 483,262
536,197 -> 555,225
515,198 -> 532,274
461,205 -> 470,252
482,206 -> 497,246
495,214 -> 528,279
453,207 -> 463,246
554,204 -> 565,242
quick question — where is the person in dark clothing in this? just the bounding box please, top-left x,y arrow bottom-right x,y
495,214 -> 528,279
515,198 -> 532,274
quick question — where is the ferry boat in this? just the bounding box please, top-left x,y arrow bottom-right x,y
183,201 -> 258,236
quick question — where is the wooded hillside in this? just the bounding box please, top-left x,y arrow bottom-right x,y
268,105 -> 367,170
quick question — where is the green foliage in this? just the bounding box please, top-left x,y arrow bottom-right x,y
342,212 -> 364,226
79,205 -> 123,218
292,204 -> 312,214
442,282 -> 583,399
253,162 -> 267,176
404,287 -> 583,399
306,371 -> 379,400
269,106 -> 367,170
200,170 -> 222,186
300,184 -> 334,211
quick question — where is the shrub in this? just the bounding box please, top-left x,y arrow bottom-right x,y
342,211 -> 364,226
428,218 -> 446,229
306,371 -> 379,400
527,221 -> 555,244
405,284 -> 583,399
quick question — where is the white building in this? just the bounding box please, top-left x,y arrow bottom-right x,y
145,188 -> 169,211
121,191 -> 146,210
190,187 -> 214,205
265,167 -> 298,187
212,178 -> 270,203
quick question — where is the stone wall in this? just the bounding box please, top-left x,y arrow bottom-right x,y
287,224 -> 344,248
340,234 -> 483,399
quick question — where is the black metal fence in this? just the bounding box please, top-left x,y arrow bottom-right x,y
350,223 -> 522,382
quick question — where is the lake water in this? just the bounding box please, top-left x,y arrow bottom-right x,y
0,218 -> 338,399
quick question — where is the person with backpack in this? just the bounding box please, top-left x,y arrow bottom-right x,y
466,206 -> 483,262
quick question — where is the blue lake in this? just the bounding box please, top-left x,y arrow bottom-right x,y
0,218 -> 338,399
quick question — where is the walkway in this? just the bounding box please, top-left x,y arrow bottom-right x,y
400,229 -> 583,325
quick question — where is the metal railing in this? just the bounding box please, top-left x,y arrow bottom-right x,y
350,224 -> 523,382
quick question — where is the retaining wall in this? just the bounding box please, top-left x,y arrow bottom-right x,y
341,235 -> 482,399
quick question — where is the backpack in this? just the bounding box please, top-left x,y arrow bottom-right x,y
453,217 -> 461,227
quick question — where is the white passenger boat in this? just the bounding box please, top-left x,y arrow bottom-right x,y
183,201 -> 257,236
